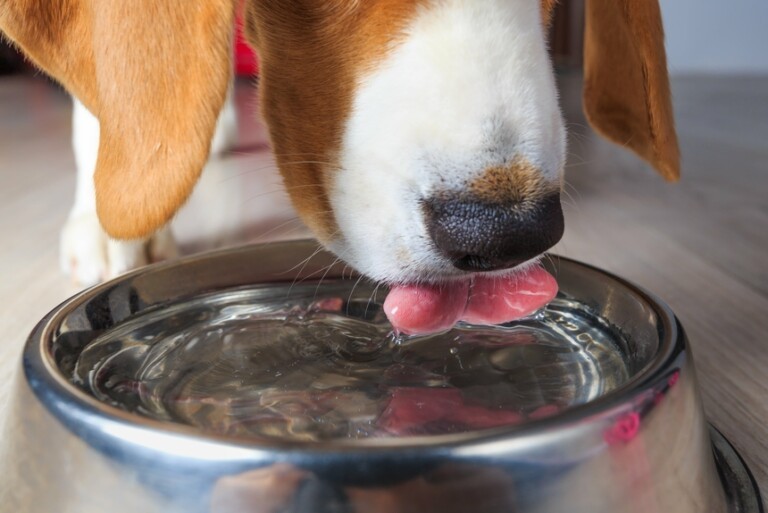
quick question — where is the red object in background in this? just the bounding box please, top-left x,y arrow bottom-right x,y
235,15 -> 259,76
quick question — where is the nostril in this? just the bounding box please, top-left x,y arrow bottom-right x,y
423,192 -> 564,272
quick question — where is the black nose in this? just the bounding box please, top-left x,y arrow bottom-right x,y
423,193 -> 564,272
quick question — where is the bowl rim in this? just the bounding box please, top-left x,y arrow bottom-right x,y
24,240 -> 684,456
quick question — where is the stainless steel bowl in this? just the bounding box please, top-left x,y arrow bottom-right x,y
0,240 -> 761,513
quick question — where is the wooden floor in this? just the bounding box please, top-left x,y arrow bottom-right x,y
1,73 -> 766,493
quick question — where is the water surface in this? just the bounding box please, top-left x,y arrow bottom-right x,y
73,282 -> 629,441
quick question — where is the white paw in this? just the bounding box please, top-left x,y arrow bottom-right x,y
60,212 -> 178,287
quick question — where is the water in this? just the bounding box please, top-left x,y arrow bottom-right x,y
72,282 -> 630,442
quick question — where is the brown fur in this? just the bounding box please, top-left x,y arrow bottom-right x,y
583,0 -> 681,181
1,0 -> 234,239
540,0 -> 558,27
0,0 -> 678,241
245,0 -> 430,242
1,0 -> 97,105
469,158 -> 558,206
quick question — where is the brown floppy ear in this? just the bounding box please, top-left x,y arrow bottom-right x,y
0,0 -> 234,238
583,0 -> 681,181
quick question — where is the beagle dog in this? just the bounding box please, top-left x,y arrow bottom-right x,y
1,0 -> 679,330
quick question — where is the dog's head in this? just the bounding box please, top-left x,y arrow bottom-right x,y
2,0 -> 678,285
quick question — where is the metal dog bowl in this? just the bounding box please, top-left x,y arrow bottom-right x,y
0,240 -> 761,513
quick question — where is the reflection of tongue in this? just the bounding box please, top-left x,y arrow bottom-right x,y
383,267 -> 557,335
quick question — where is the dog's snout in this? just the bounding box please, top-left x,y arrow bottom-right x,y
424,193 -> 564,272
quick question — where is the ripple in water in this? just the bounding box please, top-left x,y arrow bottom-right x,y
72,282 -> 630,441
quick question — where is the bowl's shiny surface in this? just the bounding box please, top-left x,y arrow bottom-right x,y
0,240 -> 761,513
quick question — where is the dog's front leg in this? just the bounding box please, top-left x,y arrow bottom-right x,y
59,98 -> 178,286
60,86 -> 239,287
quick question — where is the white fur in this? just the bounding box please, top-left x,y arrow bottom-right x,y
61,90 -> 237,286
328,0 -> 565,285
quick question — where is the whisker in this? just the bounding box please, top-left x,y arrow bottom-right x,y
543,253 -> 560,279
346,275 -> 366,316
282,243 -> 325,277
365,282 -> 383,319
313,257 -> 343,299
563,149 -> 597,167
561,187 -> 580,213
242,183 -> 328,204
251,217 -> 305,242
283,229 -> 342,293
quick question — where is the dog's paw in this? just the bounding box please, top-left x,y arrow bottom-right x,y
60,213 -> 178,287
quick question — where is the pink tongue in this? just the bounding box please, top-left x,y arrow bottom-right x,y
383,267 -> 558,335
382,280 -> 471,336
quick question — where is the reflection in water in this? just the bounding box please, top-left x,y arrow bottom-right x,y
72,282 -> 629,441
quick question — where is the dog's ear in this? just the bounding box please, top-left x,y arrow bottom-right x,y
1,0 -> 235,238
583,0 -> 680,181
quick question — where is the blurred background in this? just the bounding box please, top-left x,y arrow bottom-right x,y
1,0 -> 767,495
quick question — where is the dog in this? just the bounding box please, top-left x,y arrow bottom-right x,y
1,0 -> 679,328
